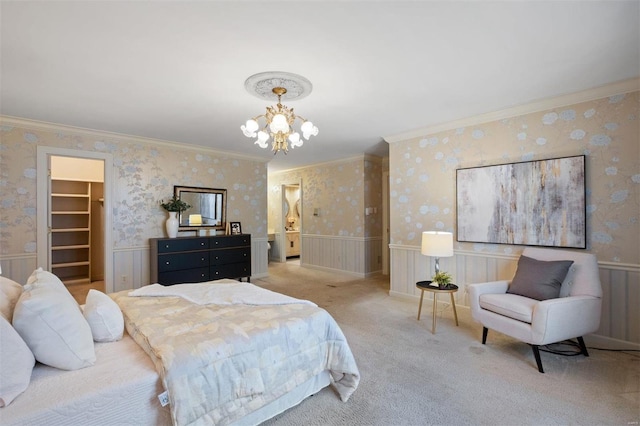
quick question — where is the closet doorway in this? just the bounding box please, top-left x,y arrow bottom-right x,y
36,147 -> 113,304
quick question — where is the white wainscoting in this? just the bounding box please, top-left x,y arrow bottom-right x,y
0,254 -> 38,284
112,238 -> 269,291
0,238 -> 269,292
251,237 -> 269,280
390,245 -> 640,347
302,234 -> 383,277
112,246 -> 151,293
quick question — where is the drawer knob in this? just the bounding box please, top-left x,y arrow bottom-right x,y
165,261 -> 170,265
215,256 -> 219,260
201,242 -> 205,246
201,257 -> 205,261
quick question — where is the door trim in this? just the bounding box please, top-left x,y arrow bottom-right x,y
36,147 -> 114,292
382,171 -> 390,275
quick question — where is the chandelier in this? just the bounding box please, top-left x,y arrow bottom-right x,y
241,72 -> 318,155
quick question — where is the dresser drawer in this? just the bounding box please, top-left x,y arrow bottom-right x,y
210,235 -> 251,249
210,262 -> 251,281
150,235 -> 251,285
210,247 -> 250,265
158,251 -> 209,272
157,238 -> 209,253
158,267 -> 209,285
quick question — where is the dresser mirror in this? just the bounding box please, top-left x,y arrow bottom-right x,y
174,186 -> 227,231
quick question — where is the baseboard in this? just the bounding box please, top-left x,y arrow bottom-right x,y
302,263 -> 366,278
584,334 -> 640,351
389,290 -> 418,301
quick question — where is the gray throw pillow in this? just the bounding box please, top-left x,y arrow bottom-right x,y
507,255 -> 574,301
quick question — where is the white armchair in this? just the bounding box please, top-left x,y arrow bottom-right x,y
468,247 -> 602,373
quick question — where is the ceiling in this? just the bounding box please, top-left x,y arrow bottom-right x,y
1,1 -> 638,172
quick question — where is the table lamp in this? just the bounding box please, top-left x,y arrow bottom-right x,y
189,214 -> 202,225
421,231 -> 453,275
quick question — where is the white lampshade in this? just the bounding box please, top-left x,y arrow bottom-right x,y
301,121 -> 318,140
255,131 -> 269,148
241,119 -> 259,137
189,214 -> 202,225
269,114 -> 289,133
289,132 -> 304,148
421,231 -> 453,257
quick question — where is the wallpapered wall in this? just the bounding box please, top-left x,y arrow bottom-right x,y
268,156 -> 383,238
0,121 -> 268,255
389,91 -> 639,264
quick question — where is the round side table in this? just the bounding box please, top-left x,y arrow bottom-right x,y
416,281 -> 459,334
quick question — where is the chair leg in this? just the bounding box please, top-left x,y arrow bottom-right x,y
531,345 -> 544,373
577,336 -> 589,357
482,327 -> 488,344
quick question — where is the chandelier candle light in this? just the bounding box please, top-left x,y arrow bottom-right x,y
241,72 -> 318,155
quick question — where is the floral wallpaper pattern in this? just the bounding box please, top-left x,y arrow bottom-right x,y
268,156 -> 383,238
0,122 -> 268,255
390,91 -> 639,264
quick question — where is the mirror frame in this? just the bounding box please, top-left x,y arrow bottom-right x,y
174,185 -> 227,231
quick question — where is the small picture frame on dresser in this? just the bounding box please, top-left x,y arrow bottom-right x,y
230,222 -> 242,235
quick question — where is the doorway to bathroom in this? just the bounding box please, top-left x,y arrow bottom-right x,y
283,183 -> 301,263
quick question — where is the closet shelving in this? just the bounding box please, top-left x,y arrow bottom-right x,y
50,180 -> 91,285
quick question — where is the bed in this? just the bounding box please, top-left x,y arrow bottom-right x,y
0,273 -> 360,426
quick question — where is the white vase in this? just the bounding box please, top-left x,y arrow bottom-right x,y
166,211 -> 179,238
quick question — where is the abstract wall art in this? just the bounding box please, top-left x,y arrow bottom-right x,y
456,155 -> 586,248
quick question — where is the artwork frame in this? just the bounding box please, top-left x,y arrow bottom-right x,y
230,222 -> 242,235
456,155 -> 586,249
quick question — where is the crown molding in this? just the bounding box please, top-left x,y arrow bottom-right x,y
384,77 -> 640,144
269,153 -> 383,176
0,115 -> 270,164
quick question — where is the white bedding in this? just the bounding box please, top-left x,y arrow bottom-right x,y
0,333 -> 171,426
1,280 -> 358,426
129,279 -> 317,307
114,281 -> 360,426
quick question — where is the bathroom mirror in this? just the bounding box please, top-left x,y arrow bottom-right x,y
174,186 -> 227,231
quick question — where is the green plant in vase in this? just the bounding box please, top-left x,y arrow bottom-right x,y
160,195 -> 191,238
432,271 -> 452,289
160,195 -> 191,212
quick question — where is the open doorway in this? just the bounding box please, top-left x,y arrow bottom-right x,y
283,183 -> 301,264
37,147 -> 113,304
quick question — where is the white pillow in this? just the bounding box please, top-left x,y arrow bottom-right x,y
0,276 -> 23,322
83,289 -> 124,342
12,268 -> 95,370
26,268 -> 77,302
0,316 -> 35,407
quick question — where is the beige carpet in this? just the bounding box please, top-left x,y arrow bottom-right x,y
255,262 -> 639,425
